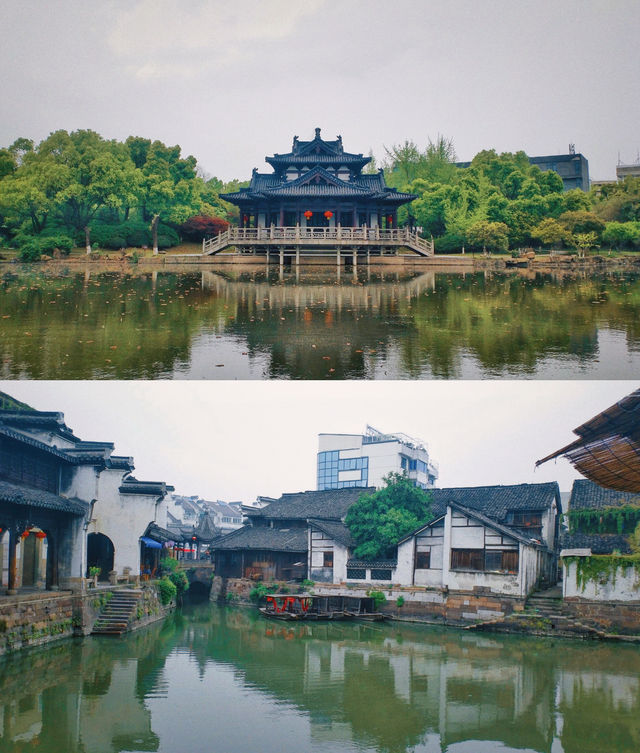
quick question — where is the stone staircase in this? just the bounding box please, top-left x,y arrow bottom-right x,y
91,590 -> 142,636
524,585 -> 571,629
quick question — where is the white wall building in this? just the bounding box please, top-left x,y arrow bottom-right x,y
317,425 -> 438,491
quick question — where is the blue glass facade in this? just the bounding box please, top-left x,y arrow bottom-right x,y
317,451 -> 369,490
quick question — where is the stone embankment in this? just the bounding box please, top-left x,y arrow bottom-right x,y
213,578 -> 640,643
0,583 -> 174,656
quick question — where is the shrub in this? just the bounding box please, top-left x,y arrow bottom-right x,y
17,233 -> 74,261
156,225 -> 180,249
180,214 -> 229,242
367,590 -> 387,610
157,576 -> 177,605
396,595 -> 405,607
169,569 -> 189,597
433,232 -> 465,254
249,583 -> 278,604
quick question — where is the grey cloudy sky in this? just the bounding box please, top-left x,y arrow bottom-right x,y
1,0 -> 638,181
1,380 -> 636,502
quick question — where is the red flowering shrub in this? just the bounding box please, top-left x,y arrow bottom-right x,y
179,215 -> 229,241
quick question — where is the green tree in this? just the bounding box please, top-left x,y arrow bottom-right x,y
465,220 -> 509,253
602,221 -> 640,249
531,217 -> 572,248
384,139 -> 427,187
345,473 -> 433,560
136,140 -> 203,253
558,210 -> 605,237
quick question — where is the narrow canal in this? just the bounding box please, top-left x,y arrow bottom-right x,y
1,601 -> 638,752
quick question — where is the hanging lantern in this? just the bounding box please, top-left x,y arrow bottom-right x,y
324,210 -> 333,220
387,215 -> 393,224
304,210 -> 313,220
243,215 -> 249,223
35,531 -> 47,540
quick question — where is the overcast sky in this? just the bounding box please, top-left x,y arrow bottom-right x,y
1,380 -> 637,502
1,0 -> 638,181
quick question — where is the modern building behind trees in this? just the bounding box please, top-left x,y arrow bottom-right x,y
317,426 -> 438,491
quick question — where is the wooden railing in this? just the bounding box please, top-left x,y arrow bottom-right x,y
202,226 -> 433,256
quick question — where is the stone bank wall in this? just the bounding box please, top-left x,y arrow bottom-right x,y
0,592 -> 74,656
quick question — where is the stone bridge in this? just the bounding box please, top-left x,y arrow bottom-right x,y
177,562 -> 215,596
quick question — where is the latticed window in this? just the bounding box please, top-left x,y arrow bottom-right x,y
370,569 -> 392,580
347,568 -> 366,580
415,551 -> 431,569
451,549 -> 484,571
323,551 -> 334,568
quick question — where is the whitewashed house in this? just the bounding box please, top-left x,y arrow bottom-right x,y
309,483 -> 561,598
0,395 -> 173,593
560,479 -> 640,601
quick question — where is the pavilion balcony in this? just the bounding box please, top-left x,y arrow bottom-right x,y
202,226 -> 433,257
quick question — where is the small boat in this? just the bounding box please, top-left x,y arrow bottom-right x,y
258,593 -> 386,622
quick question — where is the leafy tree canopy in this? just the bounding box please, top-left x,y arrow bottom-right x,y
345,473 -> 433,560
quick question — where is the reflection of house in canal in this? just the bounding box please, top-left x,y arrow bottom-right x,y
195,610 -> 640,753
0,624 -> 170,752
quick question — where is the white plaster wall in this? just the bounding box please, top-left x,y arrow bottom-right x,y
91,470 -> 159,575
332,542 -> 350,584
541,505 -> 557,549
563,559 -> 640,601
450,524 -> 485,548
446,568 -> 521,596
395,539 -> 415,584
61,465 -> 100,504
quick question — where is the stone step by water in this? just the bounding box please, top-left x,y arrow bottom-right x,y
91,590 -> 143,636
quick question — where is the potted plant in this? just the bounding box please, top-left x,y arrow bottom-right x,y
89,566 -> 101,588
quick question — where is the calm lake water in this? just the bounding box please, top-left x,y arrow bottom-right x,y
1,265 -> 640,379
1,602 -> 639,753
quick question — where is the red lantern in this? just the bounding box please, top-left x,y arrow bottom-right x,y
243,215 -> 249,223
324,210 -> 333,220
304,210 -> 313,220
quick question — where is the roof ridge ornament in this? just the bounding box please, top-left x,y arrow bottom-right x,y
315,127 -> 321,139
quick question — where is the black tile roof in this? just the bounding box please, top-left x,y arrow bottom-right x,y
194,511 -> 220,542
144,522 -> 175,543
426,482 -> 561,522
346,559 -> 398,568
119,477 -> 173,496
308,518 -> 354,548
559,531 -> 632,555
267,153 -> 369,168
0,479 -> 89,516
213,525 -> 308,552
0,425 -> 92,464
248,487 -> 375,522
568,479 -> 640,511
450,502 -> 546,548
223,166 -> 418,203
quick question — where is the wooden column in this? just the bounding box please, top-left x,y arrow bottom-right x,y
279,208 -> 284,227
7,526 -> 18,595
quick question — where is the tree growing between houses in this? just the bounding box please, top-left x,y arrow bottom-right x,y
345,473 -> 433,560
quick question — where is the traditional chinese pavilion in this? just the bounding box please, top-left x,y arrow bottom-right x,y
221,128 -> 417,230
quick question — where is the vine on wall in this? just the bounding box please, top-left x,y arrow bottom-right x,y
565,503 -> 640,535
564,554 -> 640,592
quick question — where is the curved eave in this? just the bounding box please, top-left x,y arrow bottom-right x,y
266,154 -> 370,169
